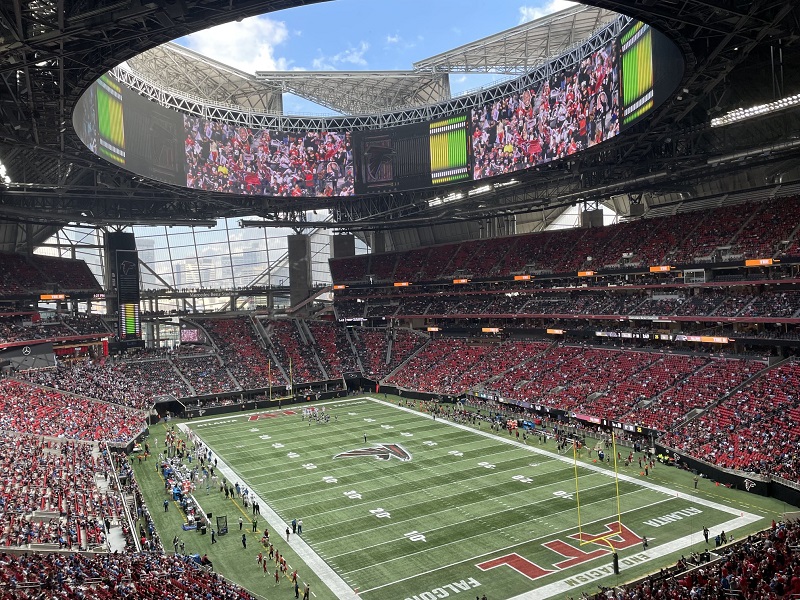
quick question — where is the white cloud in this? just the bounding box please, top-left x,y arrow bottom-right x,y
179,15 -> 291,74
518,0 -> 576,24
386,34 -> 401,44
312,41 -> 370,70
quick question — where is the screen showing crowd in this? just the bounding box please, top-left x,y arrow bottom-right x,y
471,41 -> 619,180
184,116 -> 354,197
74,20 -> 681,197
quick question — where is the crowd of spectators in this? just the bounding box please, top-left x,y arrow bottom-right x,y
263,319 -> 325,384
184,116 -> 354,197
201,317 -> 284,390
306,321 -> 359,378
173,356 -> 238,396
351,328 -> 389,379
385,328 -> 428,377
572,352 -> 682,419
60,315 -> 110,336
0,432 -> 122,551
627,357 -> 762,431
335,286 -> 800,321
475,346 -> 716,422
738,195 -> 800,258
0,253 -> 99,298
0,316 -> 77,344
28,256 -> 101,293
601,520 -> 800,600
329,194 -> 800,283
335,300 -> 366,321
739,290 -> 800,318
471,42 -> 619,180
21,359 -> 189,409
0,551 -> 258,599
386,338 -> 490,393
662,360 -> 800,480
0,380 -> 144,442
0,254 -> 38,296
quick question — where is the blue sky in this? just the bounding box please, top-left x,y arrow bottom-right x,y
176,0 -> 577,115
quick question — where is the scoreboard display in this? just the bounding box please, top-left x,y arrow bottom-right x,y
106,232 -> 142,343
180,327 -> 202,343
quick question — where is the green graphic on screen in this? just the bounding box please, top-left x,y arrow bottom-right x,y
430,115 -> 469,185
119,303 -> 140,339
621,21 -> 654,126
96,74 -> 126,165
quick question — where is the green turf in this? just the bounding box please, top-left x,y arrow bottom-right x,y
134,396 -> 792,600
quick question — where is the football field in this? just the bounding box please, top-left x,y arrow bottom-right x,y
182,397 -> 772,600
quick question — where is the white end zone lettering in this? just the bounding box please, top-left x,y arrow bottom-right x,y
563,553 -> 651,587
404,578 -> 481,600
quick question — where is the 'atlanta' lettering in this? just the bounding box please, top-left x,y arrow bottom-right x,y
404,578 -> 481,599
643,507 -> 702,528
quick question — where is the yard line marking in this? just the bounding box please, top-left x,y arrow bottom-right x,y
346,489 -> 668,579
283,457 -> 573,516
369,397 -> 761,519
241,441 -> 524,484
286,452 -> 583,514
314,478 -> 622,546
258,452 -> 560,502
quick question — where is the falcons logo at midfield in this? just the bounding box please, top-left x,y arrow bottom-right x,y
333,443 -> 412,462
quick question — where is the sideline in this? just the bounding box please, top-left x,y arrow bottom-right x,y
177,422 -> 360,600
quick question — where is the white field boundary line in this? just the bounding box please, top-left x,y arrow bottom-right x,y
178,422 -> 360,600
354,491 -> 671,590
313,476 -> 614,545
369,397 -> 762,520
186,397 -> 385,427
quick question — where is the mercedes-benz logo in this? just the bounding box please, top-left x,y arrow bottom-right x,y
22,347 -> 31,356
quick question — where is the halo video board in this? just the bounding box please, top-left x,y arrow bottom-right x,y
75,19 -> 683,198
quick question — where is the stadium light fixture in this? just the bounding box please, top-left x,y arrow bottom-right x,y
468,185 -> 492,197
711,93 -> 800,127
0,160 -> 11,184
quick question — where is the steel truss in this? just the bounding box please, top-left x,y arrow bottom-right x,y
414,5 -> 617,75
127,43 -> 283,113
0,0 -> 799,230
112,17 -> 626,131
